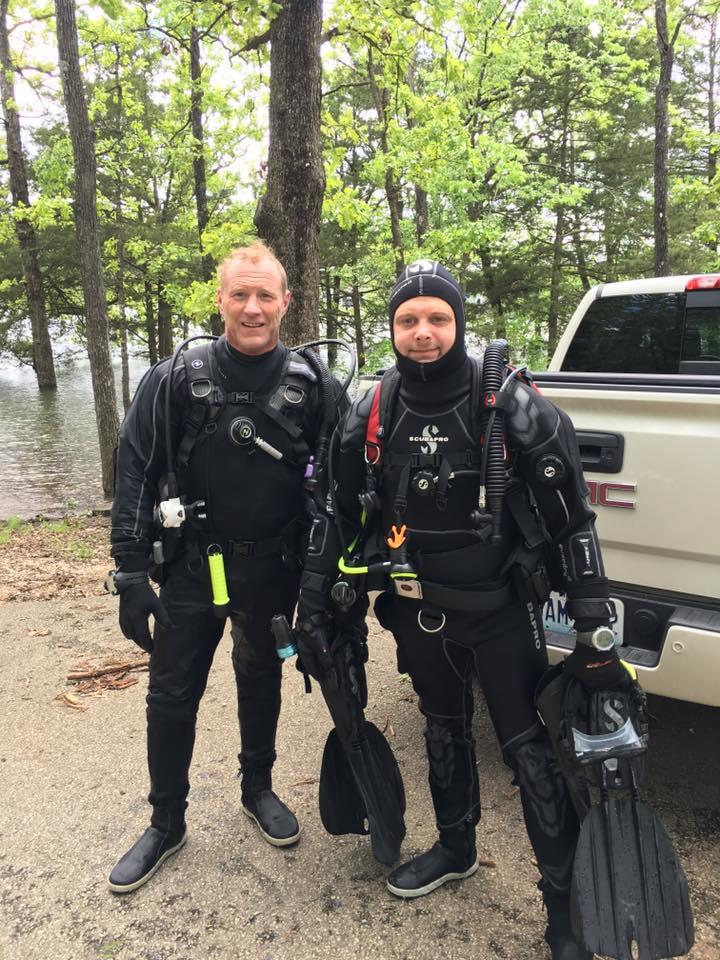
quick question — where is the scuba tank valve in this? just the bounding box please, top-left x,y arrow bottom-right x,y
207,545 -> 230,618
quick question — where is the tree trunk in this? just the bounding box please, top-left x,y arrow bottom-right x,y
546,76 -> 570,360
323,271 -> 338,365
254,0 -> 325,346
189,26 -> 222,335
0,0 -> 56,389
572,212 -> 591,292
708,15 -> 718,256
157,281 -> 173,359
654,0 -> 673,277
144,278 -> 158,365
547,206 -> 566,359
367,48 -> 404,274
569,137 -> 590,290
479,249 -> 505,339
115,186 -> 131,412
55,0 -> 118,497
414,185 -> 429,246
351,280 -> 366,370
113,56 -> 130,412
709,15 -> 717,187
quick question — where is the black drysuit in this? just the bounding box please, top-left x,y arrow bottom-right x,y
299,355 -> 613,894
111,336 -> 336,831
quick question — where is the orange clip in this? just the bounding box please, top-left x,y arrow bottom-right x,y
386,524 -> 407,549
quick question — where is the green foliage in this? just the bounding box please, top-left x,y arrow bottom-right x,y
0,516 -> 27,544
0,0 -> 717,370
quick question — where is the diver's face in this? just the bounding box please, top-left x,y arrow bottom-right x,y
392,296 -> 456,362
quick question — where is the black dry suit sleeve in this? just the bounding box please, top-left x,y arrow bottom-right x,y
297,401 -> 367,620
506,382 -> 613,631
110,359 -> 185,566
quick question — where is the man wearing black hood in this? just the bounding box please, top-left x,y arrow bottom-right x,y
295,261 -> 627,959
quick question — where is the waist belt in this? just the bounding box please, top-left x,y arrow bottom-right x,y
394,578 -> 512,611
225,536 -> 285,558
382,450 -> 482,469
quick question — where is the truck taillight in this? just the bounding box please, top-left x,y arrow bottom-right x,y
685,275 -> 720,290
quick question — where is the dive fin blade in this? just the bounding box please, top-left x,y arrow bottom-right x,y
349,720 -> 406,865
318,727 -> 369,836
318,721 -> 406,865
571,797 -> 694,960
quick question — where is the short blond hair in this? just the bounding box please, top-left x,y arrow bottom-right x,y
218,242 -> 288,295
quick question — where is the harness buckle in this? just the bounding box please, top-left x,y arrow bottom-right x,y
394,579 -> 423,600
227,539 -> 255,558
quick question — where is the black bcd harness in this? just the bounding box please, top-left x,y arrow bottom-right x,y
336,352 -> 557,614
176,340 -> 318,474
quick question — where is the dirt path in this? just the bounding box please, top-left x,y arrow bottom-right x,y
0,518 -> 717,959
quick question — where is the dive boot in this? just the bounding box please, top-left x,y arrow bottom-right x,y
386,841 -> 478,898
242,789 -> 300,847
108,825 -> 187,894
543,889 -> 593,960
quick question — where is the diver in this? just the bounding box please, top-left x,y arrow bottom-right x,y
106,242 -> 347,893
293,260 -> 628,959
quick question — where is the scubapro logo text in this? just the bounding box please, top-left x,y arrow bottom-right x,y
409,424 -> 449,454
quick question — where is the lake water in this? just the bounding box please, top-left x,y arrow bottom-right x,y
0,355 -> 150,519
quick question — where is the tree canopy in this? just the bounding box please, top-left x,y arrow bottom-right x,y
2,0 -> 718,381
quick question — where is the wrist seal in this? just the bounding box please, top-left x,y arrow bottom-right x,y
104,569 -> 149,596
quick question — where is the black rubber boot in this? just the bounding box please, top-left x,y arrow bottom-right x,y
386,823 -> 478,899
241,766 -> 300,848
543,888 -> 593,960
108,825 -> 187,894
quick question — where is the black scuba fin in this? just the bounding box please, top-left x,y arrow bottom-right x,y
318,719 -> 406,866
318,727 -> 368,836
570,791 -> 694,960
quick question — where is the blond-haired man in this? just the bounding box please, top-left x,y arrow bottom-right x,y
107,243 -> 340,891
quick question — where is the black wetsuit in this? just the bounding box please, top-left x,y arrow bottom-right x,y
300,353 -> 612,895
111,336 -> 334,831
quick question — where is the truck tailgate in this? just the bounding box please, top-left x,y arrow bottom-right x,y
543,386 -> 720,598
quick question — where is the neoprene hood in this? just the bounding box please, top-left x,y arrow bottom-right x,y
388,260 -> 467,381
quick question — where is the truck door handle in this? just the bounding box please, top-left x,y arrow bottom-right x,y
575,431 -> 624,474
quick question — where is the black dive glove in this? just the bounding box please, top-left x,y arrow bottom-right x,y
119,580 -> 173,653
563,638 -> 630,691
109,558 -> 173,653
294,612 -> 334,682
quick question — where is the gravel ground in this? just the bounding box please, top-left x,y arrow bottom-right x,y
0,587 -> 718,960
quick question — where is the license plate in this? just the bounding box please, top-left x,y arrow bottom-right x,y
543,592 -> 625,644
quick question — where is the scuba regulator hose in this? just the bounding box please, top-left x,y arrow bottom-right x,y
479,339 -> 509,543
164,334 -> 219,502
290,338 -> 357,510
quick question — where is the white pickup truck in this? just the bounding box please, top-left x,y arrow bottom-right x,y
534,274 -> 720,707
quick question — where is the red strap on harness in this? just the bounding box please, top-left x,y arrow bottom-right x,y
365,384 -> 382,464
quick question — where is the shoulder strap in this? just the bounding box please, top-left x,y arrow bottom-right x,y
364,367 -> 401,465
258,349 -> 317,441
468,354 -> 485,443
176,341 -> 225,470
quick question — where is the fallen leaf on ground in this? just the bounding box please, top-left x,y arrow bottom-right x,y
55,691 -> 88,711
27,628 -> 51,637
